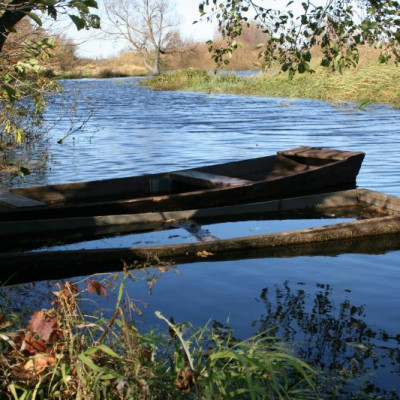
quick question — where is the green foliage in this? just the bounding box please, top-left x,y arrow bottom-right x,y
0,273 -> 319,399
199,0 -> 400,76
20,0 -> 100,33
0,0 -> 99,147
0,38 -> 59,145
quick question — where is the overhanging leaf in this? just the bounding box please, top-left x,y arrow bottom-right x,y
69,14 -> 86,30
25,12 -> 43,26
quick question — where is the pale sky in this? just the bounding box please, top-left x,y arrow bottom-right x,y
67,0 -> 216,59
64,0 -> 324,59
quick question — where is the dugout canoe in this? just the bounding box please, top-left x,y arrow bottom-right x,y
0,146 -> 365,221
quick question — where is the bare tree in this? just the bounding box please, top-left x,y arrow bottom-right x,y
104,0 -> 180,75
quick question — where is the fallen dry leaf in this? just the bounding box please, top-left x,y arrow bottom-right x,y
13,354 -> 56,379
27,311 -> 60,343
0,314 -> 12,330
195,250 -> 214,258
175,367 -> 196,394
21,331 -> 47,354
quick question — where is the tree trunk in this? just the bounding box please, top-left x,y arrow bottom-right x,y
153,51 -> 161,75
0,10 -> 29,52
143,49 -> 161,75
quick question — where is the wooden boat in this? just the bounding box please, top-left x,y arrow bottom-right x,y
1,188 -> 400,285
0,146 -> 365,221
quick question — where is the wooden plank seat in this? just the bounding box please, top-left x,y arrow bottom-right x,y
170,170 -> 252,189
0,191 -> 46,210
278,147 -> 362,161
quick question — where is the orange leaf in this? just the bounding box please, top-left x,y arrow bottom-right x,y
12,354 -> 56,379
27,311 -> 60,342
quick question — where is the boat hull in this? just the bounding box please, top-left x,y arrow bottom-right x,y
0,147 -> 365,221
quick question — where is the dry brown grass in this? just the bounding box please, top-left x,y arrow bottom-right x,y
60,52 -> 147,78
144,58 -> 400,107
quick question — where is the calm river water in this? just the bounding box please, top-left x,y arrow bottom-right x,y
3,77 -> 400,396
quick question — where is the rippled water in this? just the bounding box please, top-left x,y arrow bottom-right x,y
4,77 -> 400,395
17,77 -> 400,196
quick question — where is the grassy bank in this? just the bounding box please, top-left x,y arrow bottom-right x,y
52,53 -> 148,79
56,66 -> 147,80
56,69 -> 145,79
142,65 -> 400,107
0,273 -> 318,399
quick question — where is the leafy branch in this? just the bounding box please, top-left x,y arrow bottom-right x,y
199,0 -> 400,76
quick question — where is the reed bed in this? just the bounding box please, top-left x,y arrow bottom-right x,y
142,64 -> 400,107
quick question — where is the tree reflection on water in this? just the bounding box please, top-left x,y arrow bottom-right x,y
252,281 -> 400,399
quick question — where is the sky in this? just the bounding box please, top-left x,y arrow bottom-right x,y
67,0 -> 217,59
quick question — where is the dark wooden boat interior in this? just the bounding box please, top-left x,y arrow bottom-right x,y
9,147 -> 364,205
0,147 -> 365,221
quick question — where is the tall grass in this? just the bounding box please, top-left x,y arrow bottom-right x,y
0,272 -> 319,399
142,64 -> 400,107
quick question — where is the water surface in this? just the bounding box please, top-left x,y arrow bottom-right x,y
2,77 -> 400,396
15,77 -> 400,197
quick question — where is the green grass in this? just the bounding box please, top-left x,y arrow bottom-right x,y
142,65 -> 400,107
0,272 -> 319,400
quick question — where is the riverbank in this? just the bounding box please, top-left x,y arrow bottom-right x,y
55,62 -> 147,79
50,52 -> 148,79
2,77 -> 400,397
142,65 -> 400,107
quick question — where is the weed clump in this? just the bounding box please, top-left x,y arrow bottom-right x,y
0,272 -> 318,399
98,69 -> 130,79
142,69 -> 211,91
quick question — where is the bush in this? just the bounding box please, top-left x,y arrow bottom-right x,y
98,69 -> 130,79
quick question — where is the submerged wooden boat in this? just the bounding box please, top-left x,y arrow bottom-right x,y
0,146 -> 365,221
1,188 -> 400,285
